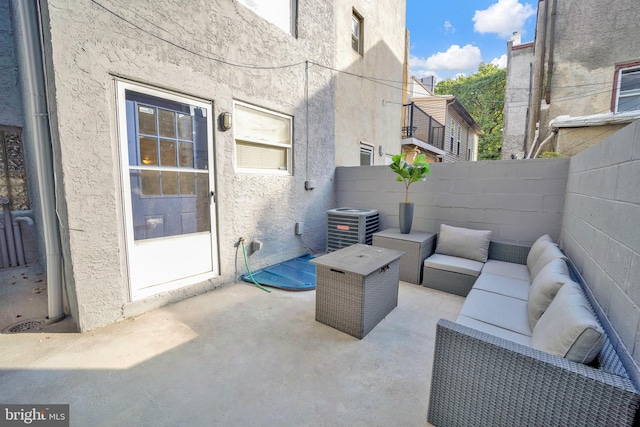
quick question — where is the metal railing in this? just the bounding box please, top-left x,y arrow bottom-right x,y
402,103 -> 445,150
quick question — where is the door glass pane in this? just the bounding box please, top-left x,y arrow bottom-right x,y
137,106 -> 157,135
160,139 -> 177,166
139,137 -> 158,166
180,172 -> 195,195
161,171 -> 178,195
179,142 -> 194,167
177,113 -> 193,140
140,170 -> 160,195
158,109 -> 176,138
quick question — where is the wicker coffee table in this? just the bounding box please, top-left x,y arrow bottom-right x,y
310,244 -> 405,339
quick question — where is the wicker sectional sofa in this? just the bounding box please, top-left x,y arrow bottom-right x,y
423,225 -> 640,427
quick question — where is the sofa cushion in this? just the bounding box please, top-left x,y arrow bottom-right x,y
527,258 -> 571,329
529,242 -> 568,281
435,224 -> 492,263
531,281 -> 605,364
472,272 -> 530,301
424,253 -> 484,278
482,260 -> 530,282
456,315 -> 532,346
459,289 -> 532,336
526,234 -> 554,271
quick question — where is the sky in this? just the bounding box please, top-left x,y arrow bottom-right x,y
407,0 -> 538,82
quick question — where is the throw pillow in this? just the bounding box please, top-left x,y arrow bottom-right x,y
435,224 -> 492,263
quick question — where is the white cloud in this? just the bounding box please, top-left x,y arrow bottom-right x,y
425,44 -> 482,72
444,20 -> 455,34
473,0 -> 535,38
490,54 -> 508,68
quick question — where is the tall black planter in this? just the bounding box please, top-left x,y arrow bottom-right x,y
399,202 -> 414,234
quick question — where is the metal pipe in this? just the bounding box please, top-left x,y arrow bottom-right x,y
544,0 -> 558,104
13,216 -> 34,266
1,198 -> 17,267
11,0 -> 64,322
533,131 -> 557,159
0,222 -> 9,268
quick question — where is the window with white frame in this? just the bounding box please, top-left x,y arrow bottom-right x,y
456,125 -> 461,156
237,0 -> 297,35
615,65 -> 640,113
449,119 -> 455,152
352,9 -> 363,55
234,102 -> 292,173
359,142 -> 373,165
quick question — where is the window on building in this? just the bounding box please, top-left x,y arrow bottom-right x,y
359,142 -> 373,165
237,0 -> 297,35
234,101 -> 292,173
352,9 -> 363,55
615,65 -> 640,113
450,120 -> 455,152
0,126 -> 29,210
456,126 -> 461,156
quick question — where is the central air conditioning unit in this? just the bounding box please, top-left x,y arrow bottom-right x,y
326,208 -> 380,252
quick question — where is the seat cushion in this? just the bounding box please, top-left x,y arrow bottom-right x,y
459,289 -> 532,336
531,281 -> 605,364
456,314 -> 532,346
482,260 -> 531,281
472,272 -> 530,301
529,242 -> 568,281
527,258 -> 571,329
435,224 -> 492,263
526,234 -> 554,271
424,253 -> 484,278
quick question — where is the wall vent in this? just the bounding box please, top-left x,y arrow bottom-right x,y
326,208 -> 379,252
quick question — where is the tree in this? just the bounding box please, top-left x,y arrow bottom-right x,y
435,63 -> 506,160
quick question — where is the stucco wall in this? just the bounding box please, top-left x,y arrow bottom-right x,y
333,0 -> 405,166
0,1 -> 23,128
336,158 -> 569,244
502,41 -> 533,160
41,0 -> 336,330
561,121 -> 640,367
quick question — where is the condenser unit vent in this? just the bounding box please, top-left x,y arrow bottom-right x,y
326,208 -> 380,252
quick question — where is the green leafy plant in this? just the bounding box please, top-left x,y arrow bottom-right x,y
389,153 -> 430,203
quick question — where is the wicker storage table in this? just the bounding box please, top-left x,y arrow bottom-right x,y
372,229 -> 436,285
310,244 -> 405,339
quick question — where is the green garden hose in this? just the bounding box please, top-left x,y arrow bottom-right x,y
241,239 -> 271,293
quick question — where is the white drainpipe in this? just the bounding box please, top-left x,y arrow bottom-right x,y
11,0 -> 64,323
0,221 -> 9,268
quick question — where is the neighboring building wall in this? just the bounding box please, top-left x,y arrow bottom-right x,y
39,0 -> 336,330
519,0 -> 640,157
335,158 -> 568,244
334,0 -> 405,166
561,120 -> 640,366
502,41 -> 533,160
413,97 -> 446,126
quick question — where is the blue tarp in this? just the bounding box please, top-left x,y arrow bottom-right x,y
240,254 -> 316,291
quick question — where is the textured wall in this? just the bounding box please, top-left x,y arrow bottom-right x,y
561,121 -> 640,366
333,0 -> 405,166
41,0 -> 336,330
336,158 -> 569,244
0,1 -> 23,128
502,41 -> 533,160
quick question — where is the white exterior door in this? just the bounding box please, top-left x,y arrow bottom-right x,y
117,82 -> 218,300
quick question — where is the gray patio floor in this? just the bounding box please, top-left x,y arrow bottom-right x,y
0,280 -> 463,427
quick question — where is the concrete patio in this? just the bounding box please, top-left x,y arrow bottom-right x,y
0,280 -> 462,426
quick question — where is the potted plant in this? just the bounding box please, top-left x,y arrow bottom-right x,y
389,152 -> 430,234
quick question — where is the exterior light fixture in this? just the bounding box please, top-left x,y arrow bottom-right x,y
220,112 -> 232,131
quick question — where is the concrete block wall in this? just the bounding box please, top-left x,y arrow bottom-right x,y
561,121 -> 640,367
336,158 -> 569,245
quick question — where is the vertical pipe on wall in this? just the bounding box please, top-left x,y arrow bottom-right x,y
1,199 -> 17,266
11,0 -> 64,322
13,216 -> 34,266
0,222 -> 9,268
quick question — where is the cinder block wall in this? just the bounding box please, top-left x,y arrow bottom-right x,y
335,158 -> 569,244
561,121 -> 640,366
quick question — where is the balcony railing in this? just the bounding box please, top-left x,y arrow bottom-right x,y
402,103 -> 445,151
